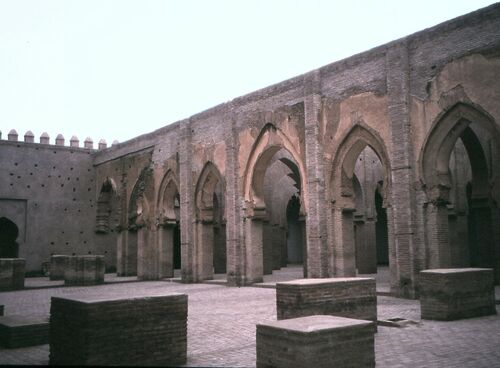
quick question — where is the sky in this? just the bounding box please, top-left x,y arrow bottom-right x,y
0,0 -> 497,145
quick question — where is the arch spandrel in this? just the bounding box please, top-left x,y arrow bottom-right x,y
243,124 -> 307,217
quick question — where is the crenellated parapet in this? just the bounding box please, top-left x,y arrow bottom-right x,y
0,129 -> 117,150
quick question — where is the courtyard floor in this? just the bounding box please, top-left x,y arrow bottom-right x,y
1,267 -> 499,367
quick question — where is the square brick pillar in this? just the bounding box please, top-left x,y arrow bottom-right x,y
49,255 -> 70,280
420,268 -> 496,320
0,258 -> 25,291
64,256 -> 105,286
49,293 -> 187,366
257,315 -> 375,368
276,277 -> 376,323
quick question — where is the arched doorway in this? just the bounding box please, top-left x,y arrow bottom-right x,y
420,103 -> 500,283
351,146 -> 389,274
0,217 -> 19,258
194,162 -> 226,281
330,124 -> 392,278
243,124 -> 307,283
157,171 -> 181,278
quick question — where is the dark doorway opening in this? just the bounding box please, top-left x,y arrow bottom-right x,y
0,217 -> 19,258
173,222 -> 181,270
286,195 -> 303,264
375,188 -> 389,265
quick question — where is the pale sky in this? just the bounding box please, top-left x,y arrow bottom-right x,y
0,0 -> 497,145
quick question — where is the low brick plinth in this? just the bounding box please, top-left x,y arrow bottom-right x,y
0,315 -> 49,348
276,277 -> 376,323
0,258 -> 25,291
49,293 -> 188,366
420,268 -> 496,320
257,315 -> 375,368
49,255 -> 70,280
64,255 -> 105,286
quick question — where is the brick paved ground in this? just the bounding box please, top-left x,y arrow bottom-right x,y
1,269 -> 499,367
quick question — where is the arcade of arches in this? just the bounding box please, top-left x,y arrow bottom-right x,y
103,99 -> 500,299
2,6 -> 500,299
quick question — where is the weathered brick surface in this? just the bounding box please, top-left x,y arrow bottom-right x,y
49,292 -> 187,366
64,255 -> 105,286
276,277 -> 376,323
420,268 -> 496,320
0,259 -> 25,291
0,315 -> 49,348
49,255 -> 70,281
257,315 -> 375,368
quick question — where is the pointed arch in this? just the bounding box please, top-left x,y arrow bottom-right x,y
156,169 -> 181,278
329,123 -> 392,277
330,123 -> 392,208
419,102 -> 500,202
193,161 -> 226,280
157,170 -> 180,224
419,102 -> 500,281
243,124 -> 307,214
195,161 -> 225,221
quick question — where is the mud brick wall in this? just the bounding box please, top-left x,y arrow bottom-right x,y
257,315 -> 375,368
49,255 -> 70,280
276,277 -> 376,322
49,293 -> 188,366
420,268 -> 496,320
0,258 -> 25,291
64,255 -> 104,286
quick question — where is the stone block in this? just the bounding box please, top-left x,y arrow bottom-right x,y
420,268 -> 496,320
64,255 -> 105,286
49,255 -> 70,280
257,315 -> 375,368
0,315 -> 50,348
0,258 -> 25,291
49,293 -> 188,366
276,277 -> 376,323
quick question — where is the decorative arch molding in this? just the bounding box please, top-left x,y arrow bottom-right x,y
157,170 -> 180,226
195,161 -> 225,222
419,102 -> 500,203
243,123 -> 307,216
330,123 -> 392,210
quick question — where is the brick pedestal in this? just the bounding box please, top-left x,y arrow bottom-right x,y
420,268 -> 496,320
64,256 -> 105,286
0,258 -> 25,291
276,278 -> 376,322
50,255 -> 70,281
49,293 -> 187,366
0,315 -> 49,348
257,315 -> 375,368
